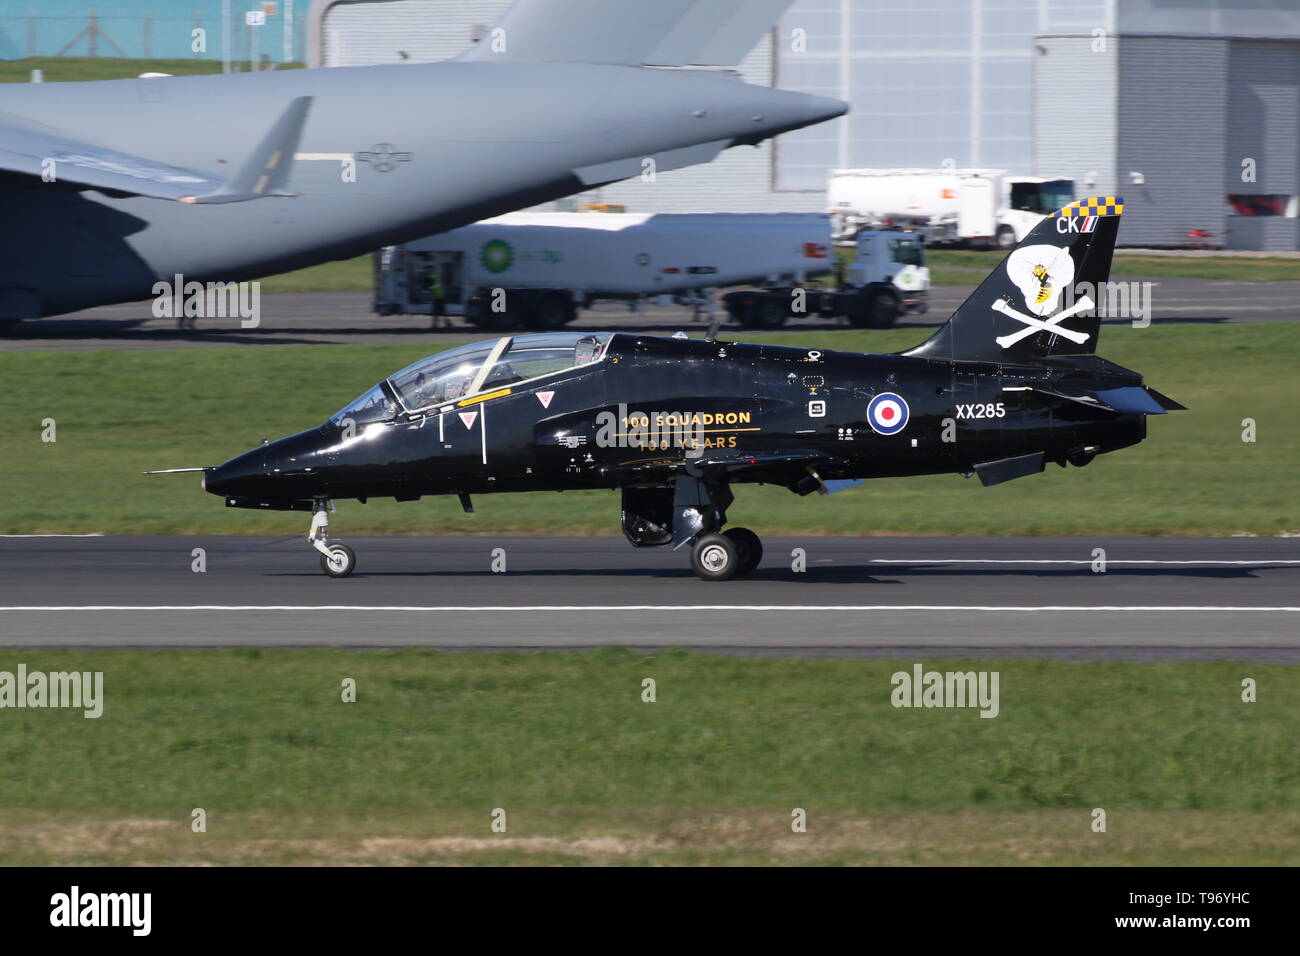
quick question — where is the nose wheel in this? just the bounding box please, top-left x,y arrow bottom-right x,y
689,527 -> 762,581
308,500 -> 356,578
320,543 -> 356,578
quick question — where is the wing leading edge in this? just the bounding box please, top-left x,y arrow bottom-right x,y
0,95 -> 312,204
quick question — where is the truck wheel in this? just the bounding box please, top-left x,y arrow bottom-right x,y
996,225 -> 1016,249
754,299 -> 788,329
849,290 -> 899,329
727,302 -> 757,329
523,294 -> 572,331
867,290 -> 900,329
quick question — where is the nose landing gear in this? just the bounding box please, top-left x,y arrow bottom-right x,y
309,500 -> 356,578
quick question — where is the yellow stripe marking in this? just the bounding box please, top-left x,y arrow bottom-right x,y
614,428 -> 762,437
457,388 -> 512,407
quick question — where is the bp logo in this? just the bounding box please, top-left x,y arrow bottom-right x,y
480,239 -> 515,274
867,392 -> 909,435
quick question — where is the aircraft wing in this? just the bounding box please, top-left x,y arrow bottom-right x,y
0,96 -> 312,204
460,0 -> 795,67
1030,384 -> 1186,414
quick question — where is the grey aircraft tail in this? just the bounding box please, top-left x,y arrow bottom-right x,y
904,197 -> 1125,365
458,0 -> 796,67
191,96 -> 313,204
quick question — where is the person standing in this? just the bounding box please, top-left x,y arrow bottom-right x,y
428,265 -> 446,329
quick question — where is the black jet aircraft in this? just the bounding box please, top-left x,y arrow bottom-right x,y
169,197 -> 1182,580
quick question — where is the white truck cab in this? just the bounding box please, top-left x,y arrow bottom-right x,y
723,228 -> 929,330
846,231 -> 929,296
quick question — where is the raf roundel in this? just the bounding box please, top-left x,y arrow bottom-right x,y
867,392 -> 909,436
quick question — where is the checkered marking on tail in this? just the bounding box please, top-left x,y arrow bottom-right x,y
1058,196 -> 1125,218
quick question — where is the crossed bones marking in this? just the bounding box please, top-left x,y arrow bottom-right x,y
994,295 -> 1094,349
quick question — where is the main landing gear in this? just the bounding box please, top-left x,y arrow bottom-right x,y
309,499 -> 356,578
654,472 -> 765,582
690,527 -> 763,582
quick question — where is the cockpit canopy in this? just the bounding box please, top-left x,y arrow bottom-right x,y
329,332 -> 612,426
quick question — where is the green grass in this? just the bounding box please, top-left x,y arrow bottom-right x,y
923,249 -> 1300,282
0,57 -> 299,84
0,649 -> 1294,864
1113,255 -> 1300,282
257,254 -> 375,292
1,323 -> 1295,537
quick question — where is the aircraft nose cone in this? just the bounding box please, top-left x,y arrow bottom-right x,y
798,91 -> 849,126
203,449 -> 265,498
735,85 -> 848,143
203,427 -> 332,500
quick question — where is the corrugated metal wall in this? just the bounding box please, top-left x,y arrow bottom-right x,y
1032,34 -> 1118,201
1117,36 -> 1229,247
321,0 -> 511,67
1035,32 -> 1300,249
1225,39 -> 1300,251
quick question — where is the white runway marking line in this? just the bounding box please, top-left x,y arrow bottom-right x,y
866,558 -> 1300,565
2,605 -> 1297,612
0,534 -> 104,537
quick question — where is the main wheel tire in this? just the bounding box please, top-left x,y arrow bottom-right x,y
724,527 -> 763,575
320,543 -> 356,578
690,533 -> 740,582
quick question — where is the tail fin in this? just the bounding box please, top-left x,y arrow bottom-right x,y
904,197 -> 1124,364
459,0 -> 794,67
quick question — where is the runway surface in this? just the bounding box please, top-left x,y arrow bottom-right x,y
1,536 -> 1296,659
2,275 -> 1296,350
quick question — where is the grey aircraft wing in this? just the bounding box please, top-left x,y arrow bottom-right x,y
0,0 -> 846,321
466,0 -> 822,190
0,95 -> 311,204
